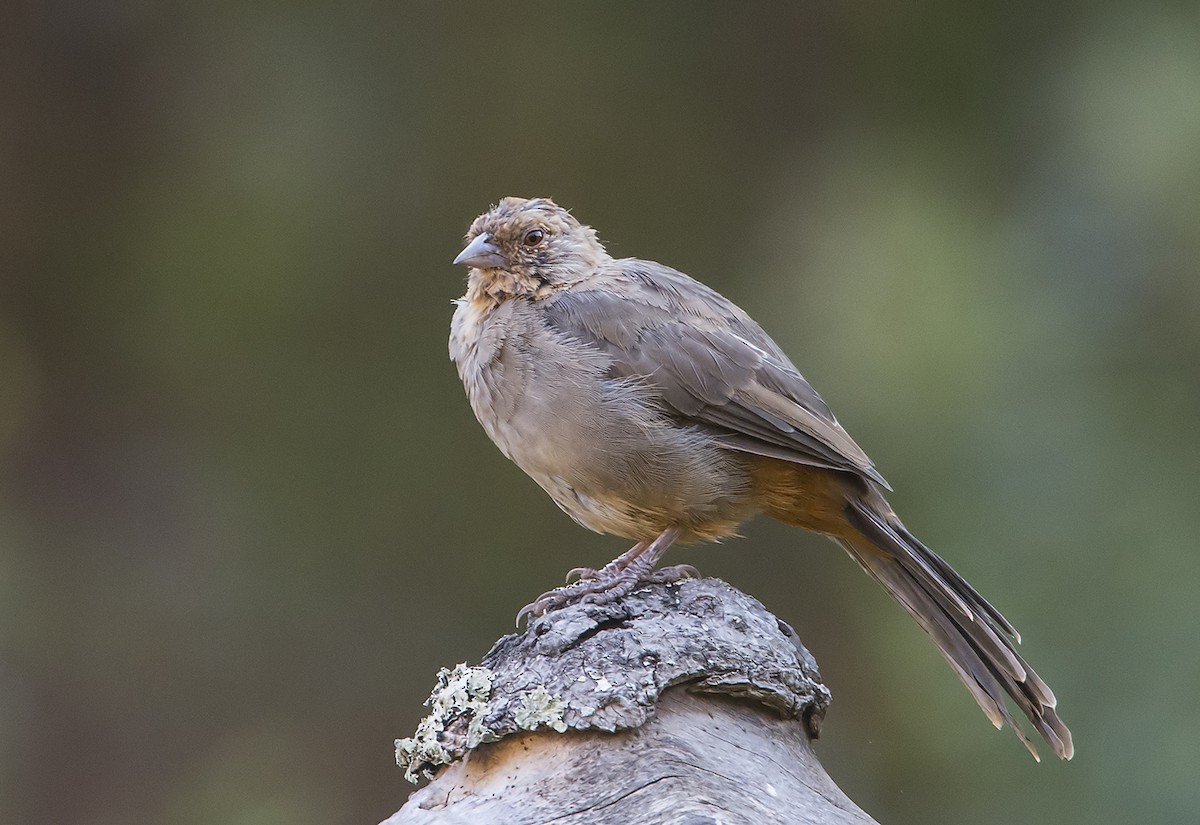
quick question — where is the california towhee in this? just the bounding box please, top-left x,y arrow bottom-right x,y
449,196 -> 1072,760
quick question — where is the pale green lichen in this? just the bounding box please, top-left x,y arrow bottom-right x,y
513,685 -> 568,733
465,713 -> 501,749
394,668 -> 574,784
394,663 -> 496,783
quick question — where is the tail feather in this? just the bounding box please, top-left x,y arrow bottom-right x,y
892,520 -> 1022,643
841,499 -> 1073,760
846,505 -> 1030,686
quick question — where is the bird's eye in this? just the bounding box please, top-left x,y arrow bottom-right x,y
523,228 -> 545,246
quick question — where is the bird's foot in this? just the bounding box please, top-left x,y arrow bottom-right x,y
516,529 -> 685,626
516,578 -> 606,626
516,562 -> 630,626
517,563 -> 699,626
565,561 -> 698,585
639,563 -> 700,584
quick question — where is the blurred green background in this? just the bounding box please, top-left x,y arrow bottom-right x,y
4,2 -> 1199,824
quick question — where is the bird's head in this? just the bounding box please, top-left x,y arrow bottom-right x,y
453,197 -> 606,294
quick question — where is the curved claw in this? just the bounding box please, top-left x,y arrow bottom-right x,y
515,603 -> 533,628
516,585 -> 576,626
516,595 -> 555,626
565,566 -> 601,584
656,563 -> 700,581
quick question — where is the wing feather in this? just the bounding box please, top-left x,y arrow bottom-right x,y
541,261 -> 889,488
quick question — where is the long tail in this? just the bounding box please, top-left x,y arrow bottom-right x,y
840,498 -> 1073,760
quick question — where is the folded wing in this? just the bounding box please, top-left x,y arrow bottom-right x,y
541,261 -> 889,489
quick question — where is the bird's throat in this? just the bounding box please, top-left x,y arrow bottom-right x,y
468,269 -> 555,307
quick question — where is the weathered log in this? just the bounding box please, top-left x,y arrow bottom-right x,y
387,578 -> 880,825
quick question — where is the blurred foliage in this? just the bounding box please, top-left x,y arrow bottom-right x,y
3,2 -> 1199,824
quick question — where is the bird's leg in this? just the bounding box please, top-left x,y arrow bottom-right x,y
517,527 -> 694,625
590,527 -> 695,590
564,540 -> 648,583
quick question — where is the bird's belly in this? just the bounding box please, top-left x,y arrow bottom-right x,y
490,376 -> 756,541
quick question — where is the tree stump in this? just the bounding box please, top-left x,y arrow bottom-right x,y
386,578 -> 880,825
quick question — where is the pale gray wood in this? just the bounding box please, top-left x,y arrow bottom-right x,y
386,578 -> 881,825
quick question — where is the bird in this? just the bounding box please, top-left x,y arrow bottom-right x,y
448,196 -> 1073,761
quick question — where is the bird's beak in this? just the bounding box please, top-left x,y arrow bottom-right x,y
453,232 -> 506,269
